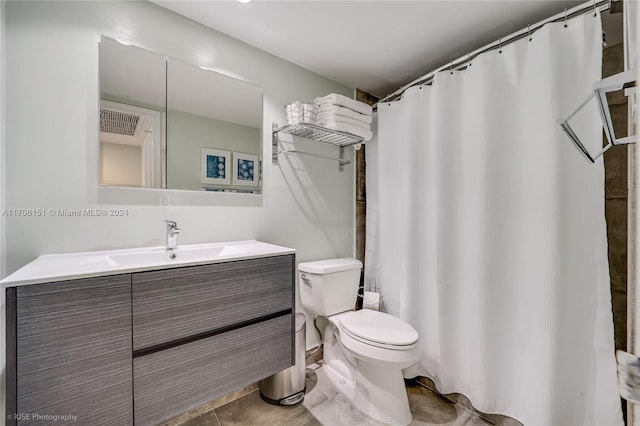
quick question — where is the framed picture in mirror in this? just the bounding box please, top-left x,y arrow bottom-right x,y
232,152 -> 259,187
201,148 -> 231,185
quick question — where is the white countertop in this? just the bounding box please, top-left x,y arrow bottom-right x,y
1,240 -> 296,288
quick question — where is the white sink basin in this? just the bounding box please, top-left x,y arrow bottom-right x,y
1,240 -> 295,287
107,244 -> 247,267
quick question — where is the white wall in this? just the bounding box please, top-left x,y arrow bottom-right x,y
101,142 -> 143,187
5,0 -> 355,351
1,0 -> 6,421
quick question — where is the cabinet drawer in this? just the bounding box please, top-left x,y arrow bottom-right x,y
15,275 -> 132,426
132,255 -> 294,350
133,314 -> 293,425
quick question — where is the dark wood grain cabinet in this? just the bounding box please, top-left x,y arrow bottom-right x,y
5,254 -> 295,426
132,255 -> 293,350
7,275 -> 133,426
134,315 -> 292,425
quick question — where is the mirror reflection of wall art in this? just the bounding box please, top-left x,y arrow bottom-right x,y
201,148 -> 230,185
232,152 -> 259,187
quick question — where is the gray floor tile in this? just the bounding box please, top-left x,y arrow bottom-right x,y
464,415 -> 494,426
334,391 -> 389,425
189,365 -> 499,426
406,382 -> 460,424
302,369 -> 330,411
307,394 -> 380,426
214,390 -> 311,426
306,363 -> 385,425
309,364 -> 339,400
479,413 -> 522,426
181,411 -> 221,426
406,383 -> 494,426
410,418 -> 491,426
281,410 -> 323,426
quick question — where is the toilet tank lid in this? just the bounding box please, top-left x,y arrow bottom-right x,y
298,258 -> 362,274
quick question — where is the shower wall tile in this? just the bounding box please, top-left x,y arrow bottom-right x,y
603,43 -> 626,102
356,200 -> 366,264
355,89 -> 377,266
602,41 -> 628,353
604,129 -> 628,199
606,197 -> 628,351
356,147 -> 366,202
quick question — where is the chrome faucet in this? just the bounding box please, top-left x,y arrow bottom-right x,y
164,220 -> 180,251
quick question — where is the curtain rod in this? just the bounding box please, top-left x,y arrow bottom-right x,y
377,0 -> 611,105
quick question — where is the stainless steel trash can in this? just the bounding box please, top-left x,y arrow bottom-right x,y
260,313 -> 306,405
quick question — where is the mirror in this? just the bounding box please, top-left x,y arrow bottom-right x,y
99,38 -> 166,189
98,37 -> 263,194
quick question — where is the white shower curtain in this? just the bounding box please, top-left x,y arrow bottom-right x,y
366,13 -> 624,426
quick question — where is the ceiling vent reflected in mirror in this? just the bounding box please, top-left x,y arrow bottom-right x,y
100,108 -> 140,136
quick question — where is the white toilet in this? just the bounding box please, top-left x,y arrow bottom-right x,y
298,258 -> 420,426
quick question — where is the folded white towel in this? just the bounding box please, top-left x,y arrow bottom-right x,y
314,93 -> 373,116
321,121 -> 373,142
317,104 -> 373,124
316,113 -> 371,130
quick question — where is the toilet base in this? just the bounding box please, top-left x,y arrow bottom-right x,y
323,323 -> 413,426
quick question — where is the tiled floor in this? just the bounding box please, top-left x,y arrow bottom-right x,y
183,363 -> 492,426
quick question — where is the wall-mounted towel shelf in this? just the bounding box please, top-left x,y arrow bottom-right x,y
272,122 -> 363,172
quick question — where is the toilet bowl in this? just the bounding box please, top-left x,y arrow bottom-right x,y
298,259 -> 420,426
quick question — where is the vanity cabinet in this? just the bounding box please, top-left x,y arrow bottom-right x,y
5,253 -> 295,426
6,275 -> 133,426
131,255 -> 295,424
131,256 -> 293,350
134,315 -> 292,425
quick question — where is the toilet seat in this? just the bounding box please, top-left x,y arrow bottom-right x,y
334,310 -> 418,350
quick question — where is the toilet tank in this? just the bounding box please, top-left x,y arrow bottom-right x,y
298,258 -> 363,316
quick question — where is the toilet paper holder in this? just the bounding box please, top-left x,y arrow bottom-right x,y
358,278 -> 382,310
357,278 -> 381,295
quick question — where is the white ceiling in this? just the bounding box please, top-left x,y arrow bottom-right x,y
152,0 -> 620,98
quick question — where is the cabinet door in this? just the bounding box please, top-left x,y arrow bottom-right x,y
132,254 -> 294,350
134,314 -> 292,425
15,275 -> 132,426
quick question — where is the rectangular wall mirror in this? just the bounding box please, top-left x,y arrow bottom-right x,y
98,36 -> 263,195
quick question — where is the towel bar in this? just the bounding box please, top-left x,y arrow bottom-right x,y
272,122 -> 362,172
275,148 -> 351,169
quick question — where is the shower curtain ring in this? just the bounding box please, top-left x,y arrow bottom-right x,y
593,0 -> 597,17
467,52 -> 472,68
528,24 -> 532,42
564,8 -> 568,27
450,60 -> 454,74
498,37 -> 502,54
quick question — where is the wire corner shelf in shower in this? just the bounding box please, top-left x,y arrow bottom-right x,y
272,122 -> 364,172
